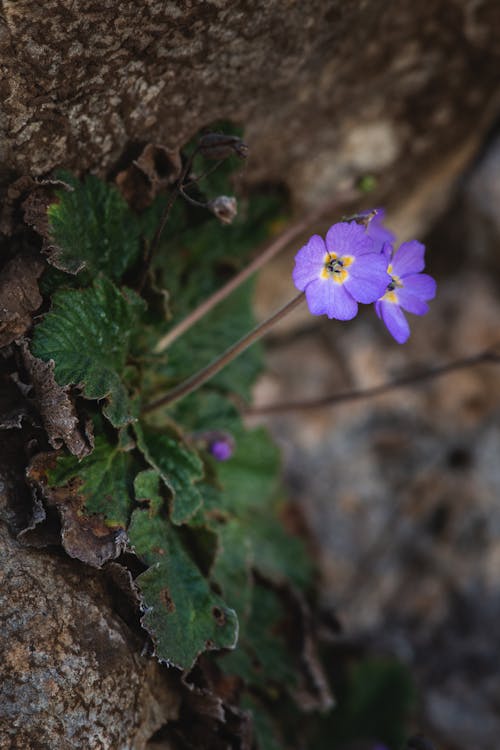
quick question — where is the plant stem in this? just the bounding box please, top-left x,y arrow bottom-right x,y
137,151 -> 198,292
243,348 -> 500,416
154,187 -> 358,353
144,292 -> 305,413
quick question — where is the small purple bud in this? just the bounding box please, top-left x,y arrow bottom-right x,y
209,437 -> 234,461
198,133 -> 249,160
208,195 -> 238,225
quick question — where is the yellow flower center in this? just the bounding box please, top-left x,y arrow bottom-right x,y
320,253 -> 354,284
381,264 -> 403,302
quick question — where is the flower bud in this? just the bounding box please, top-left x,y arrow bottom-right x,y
208,195 -> 238,225
208,437 -> 234,461
198,133 -> 249,160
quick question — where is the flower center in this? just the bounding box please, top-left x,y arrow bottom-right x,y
321,253 -> 353,283
327,257 -> 344,273
382,267 -> 403,302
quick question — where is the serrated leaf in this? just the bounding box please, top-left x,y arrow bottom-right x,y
47,433 -> 138,527
31,277 -> 145,427
128,508 -> 238,669
134,423 -> 204,524
47,171 -> 142,281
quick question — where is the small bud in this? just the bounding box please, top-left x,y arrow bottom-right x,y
208,195 -> 238,225
209,437 -> 234,462
198,133 -> 249,160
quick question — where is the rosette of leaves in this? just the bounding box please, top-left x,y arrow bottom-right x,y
24,127 -> 328,745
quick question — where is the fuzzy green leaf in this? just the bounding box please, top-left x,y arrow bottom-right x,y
134,469 -> 164,515
47,172 -> 142,281
134,424 -> 204,524
32,277 -> 145,427
47,433 -> 138,527
128,508 -> 238,669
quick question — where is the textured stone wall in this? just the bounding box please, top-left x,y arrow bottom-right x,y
0,523 -> 180,749
1,0 -> 500,227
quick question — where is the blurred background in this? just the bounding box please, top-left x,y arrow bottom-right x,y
250,130 -> 500,749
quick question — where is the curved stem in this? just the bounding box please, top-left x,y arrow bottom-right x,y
154,187 -> 358,353
144,292 -> 305,413
243,349 -> 500,416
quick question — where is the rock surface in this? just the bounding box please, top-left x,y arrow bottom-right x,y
1,0 -> 500,233
0,522 -> 180,750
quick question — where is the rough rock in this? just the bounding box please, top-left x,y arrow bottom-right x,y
0,522 -> 180,750
1,0 -> 500,234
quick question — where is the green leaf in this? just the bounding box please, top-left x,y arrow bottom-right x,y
128,508 -> 238,669
168,390 -> 242,434
221,584 -> 297,690
47,433 -> 138,527
47,171 -> 142,281
211,519 -> 254,620
32,277 -> 145,427
134,423 -> 204,524
159,281 -> 262,400
216,427 -> 281,514
134,469 -> 164,515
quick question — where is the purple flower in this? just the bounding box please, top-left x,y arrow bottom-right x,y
375,240 -> 437,343
208,435 -> 234,461
292,221 -> 390,320
362,208 -> 396,252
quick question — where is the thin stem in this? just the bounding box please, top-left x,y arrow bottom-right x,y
137,151 -> 198,292
243,349 -> 500,416
182,160 -> 225,189
154,186 -> 358,353
144,292 -> 305,413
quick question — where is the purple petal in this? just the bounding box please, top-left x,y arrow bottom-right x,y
391,240 -> 426,277
305,278 -> 358,320
397,287 -> 429,315
325,221 -> 374,258
344,252 -> 390,303
292,234 -> 326,291
378,300 -> 410,343
402,273 -> 437,300
380,241 -> 393,262
374,299 -> 383,319
365,208 -> 396,252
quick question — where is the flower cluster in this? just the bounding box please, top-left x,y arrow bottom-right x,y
292,210 -> 436,343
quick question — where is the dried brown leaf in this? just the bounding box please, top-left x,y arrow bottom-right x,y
116,143 -> 182,210
0,176 -> 70,237
27,452 -> 128,568
0,253 -> 44,348
21,342 -> 93,459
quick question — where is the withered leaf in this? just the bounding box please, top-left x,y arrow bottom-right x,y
0,253 -> 44,348
0,175 -> 71,236
116,143 -> 182,210
21,342 -> 93,459
27,452 -> 128,568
